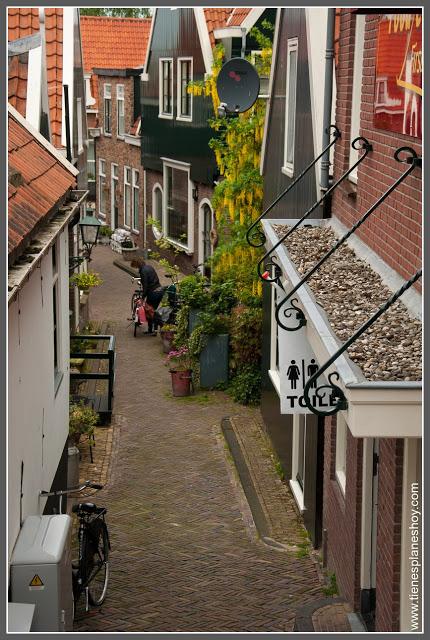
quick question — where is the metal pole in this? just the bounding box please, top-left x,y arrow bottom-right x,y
320,9 -> 336,192
64,84 -> 72,162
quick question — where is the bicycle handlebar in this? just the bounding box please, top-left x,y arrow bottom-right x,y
40,480 -> 104,498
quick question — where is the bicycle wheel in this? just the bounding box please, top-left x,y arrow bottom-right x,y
82,522 -> 110,606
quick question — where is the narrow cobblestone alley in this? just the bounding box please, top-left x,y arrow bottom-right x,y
74,246 -> 325,632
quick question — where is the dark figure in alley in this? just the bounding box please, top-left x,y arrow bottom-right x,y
131,257 -> 164,334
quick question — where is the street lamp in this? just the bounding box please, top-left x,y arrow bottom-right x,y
69,208 -> 102,270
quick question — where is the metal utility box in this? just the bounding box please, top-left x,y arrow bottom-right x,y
10,514 -> 73,632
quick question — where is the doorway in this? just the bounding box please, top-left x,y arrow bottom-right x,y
111,163 -> 118,229
198,200 -> 214,277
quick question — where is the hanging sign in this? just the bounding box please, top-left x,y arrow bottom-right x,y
374,13 -> 422,138
275,286 -> 338,414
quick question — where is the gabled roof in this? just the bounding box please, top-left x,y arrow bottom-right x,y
80,16 -> 151,72
8,7 -> 64,148
204,8 -> 234,46
226,8 -> 252,27
8,106 -> 77,261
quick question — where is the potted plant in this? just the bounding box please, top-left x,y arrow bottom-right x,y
176,274 -> 211,333
160,324 -> 177,354
98,225 -> 113,245
189,312 -> 230,389
69,271 -> 103,293
165,346 -> 193,397
69,401 -> 99,446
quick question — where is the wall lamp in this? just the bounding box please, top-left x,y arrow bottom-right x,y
69,209 -> 101,270
192,185 -> 199,202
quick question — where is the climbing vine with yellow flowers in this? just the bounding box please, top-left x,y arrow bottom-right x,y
188,25 -> 272,303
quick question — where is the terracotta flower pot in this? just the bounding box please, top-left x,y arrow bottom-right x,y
170,369 -> 192,397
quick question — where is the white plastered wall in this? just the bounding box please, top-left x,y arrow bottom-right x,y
8,228 -> 70,564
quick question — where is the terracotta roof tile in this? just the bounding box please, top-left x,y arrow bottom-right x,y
226,8 -> 252,27
8,7 -> 40,41
8,54 -> 28,117
204,8 -> 234,47
80,16 -> 151,72
45,8 -> 63,148
8,112 -> 76,259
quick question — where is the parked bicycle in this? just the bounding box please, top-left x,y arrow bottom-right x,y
40,480 -> 110,615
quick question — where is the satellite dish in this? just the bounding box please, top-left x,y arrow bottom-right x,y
216,58 -> 260,114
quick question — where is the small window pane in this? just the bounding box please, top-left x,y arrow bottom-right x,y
166,166 -> 188,244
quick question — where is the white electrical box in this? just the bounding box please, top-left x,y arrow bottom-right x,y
10,514 -> 73,632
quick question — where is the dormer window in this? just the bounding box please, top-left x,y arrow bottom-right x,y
104,84 -> 112,134
177,58 -> 193,120
159,58 -> 173,118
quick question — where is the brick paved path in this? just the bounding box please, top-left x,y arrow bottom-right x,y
74,246 -> 324,632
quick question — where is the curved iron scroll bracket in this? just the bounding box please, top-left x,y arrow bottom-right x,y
302,268 -> 422,417
275,146 -> 421,331
246,124 -> 341,248
257,136 -> 373,283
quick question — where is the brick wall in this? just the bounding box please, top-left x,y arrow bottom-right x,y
332,11 -> 422,287
323,415 -> 363,610
145,167 -> 214,274
95,74 -> 144,244
375,438 -> 404,631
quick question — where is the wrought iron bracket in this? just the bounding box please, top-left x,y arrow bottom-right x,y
257,136 -> 373,283
302,269 -> 422,417
246,125 -> 341,248
275,146 -> 421,331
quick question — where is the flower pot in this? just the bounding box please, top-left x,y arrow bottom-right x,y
69,432 -> 81,446
160,330 -> 176,353
170,369 -> 192,397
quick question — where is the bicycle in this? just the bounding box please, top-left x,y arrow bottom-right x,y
40,480 -> 110,615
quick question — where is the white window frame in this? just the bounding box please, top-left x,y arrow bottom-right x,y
132,169 -> 140,232
104,83 -> 112,135
268,279 -> 284,395
198,198 -> 213,273
282,38 -> 298,178
162,158 -> 193,252
151,182 -> 163,240
159,58 -> 174,119
349,14 -> 365,184
117,84 -> 125,138
124,166 -> 132,228
290,414 -> 306,512
335,412 -> 347,495
87,138 -> 96,183
98,158 -> 106,218
177,57 -> 193,121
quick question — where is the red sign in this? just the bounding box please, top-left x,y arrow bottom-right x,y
374,14 -> 422,138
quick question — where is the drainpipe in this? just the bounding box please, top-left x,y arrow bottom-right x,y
64,84 -> 72,163
241,28 -> 246,58
320,8 -> 336,197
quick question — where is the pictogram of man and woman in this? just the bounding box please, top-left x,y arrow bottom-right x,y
287,358 -> 319,389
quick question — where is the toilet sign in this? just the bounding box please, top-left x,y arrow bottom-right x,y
275,285 -> 337,414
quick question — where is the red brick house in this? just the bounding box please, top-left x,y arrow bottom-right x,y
80,15 -> 151,235
258,8 -> 421,632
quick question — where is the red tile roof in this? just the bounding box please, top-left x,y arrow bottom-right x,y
204,8 -> 234,47
8,8 -> 64,148
8,7 -> 40,40
226,8 -> 252,27
45,8 -> 63,148
8,54 -> 28,117
8,111 -> 76,259
80,16 -> 151,72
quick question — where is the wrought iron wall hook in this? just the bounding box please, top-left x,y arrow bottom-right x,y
274,144 -> 421,331
246,125 -> 341,248
257,136 -> 373,285
302,268 -> 422,417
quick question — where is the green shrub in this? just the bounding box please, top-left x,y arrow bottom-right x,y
229,364 -> 262,406
178,274 -> 210,308
229,306 -> 263,373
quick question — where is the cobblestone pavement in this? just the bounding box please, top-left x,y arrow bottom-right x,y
74,246 -> 325,632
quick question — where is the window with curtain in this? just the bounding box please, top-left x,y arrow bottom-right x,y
164,164 -> 189,245
160,59 -> 173,116
99,159 -> 106,215
132,169 -> 139,230
124,167 -> 132,227
178,58 -> 192,119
